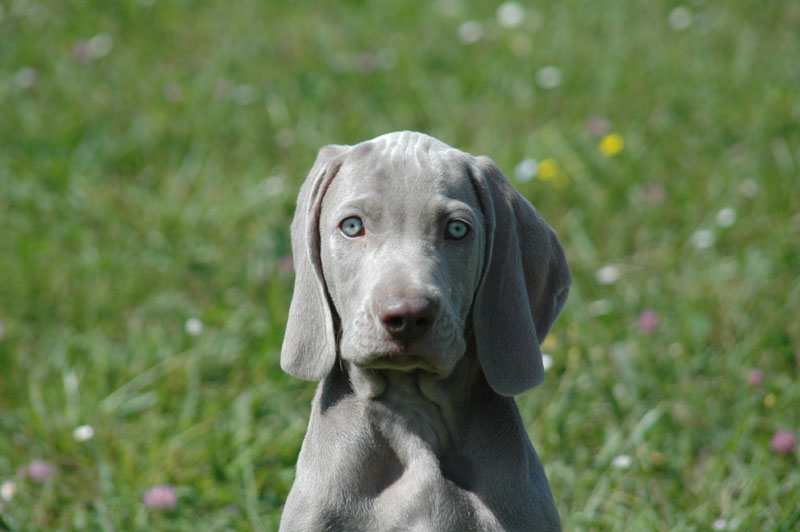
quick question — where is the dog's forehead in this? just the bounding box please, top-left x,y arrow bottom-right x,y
338,132 -> 474,200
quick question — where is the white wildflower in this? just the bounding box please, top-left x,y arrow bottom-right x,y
668,6 -> 692,31
457,21 -> 483,44
0,481 -> 17,501
497,2 -> 525,29
716,207 -> 736,227
595,265 -> 620,285
88,33 -> 113,58
514,158 -> 538,182
691,229 -> 714,249
185,318 -> 203,336
611,454 -> 632,469
535,66 -> 562,89
73,424 -> 95,441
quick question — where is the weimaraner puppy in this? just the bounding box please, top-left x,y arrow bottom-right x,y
280,131 -> 571,532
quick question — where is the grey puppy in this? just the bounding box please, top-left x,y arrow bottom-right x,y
279,131 -> 570,532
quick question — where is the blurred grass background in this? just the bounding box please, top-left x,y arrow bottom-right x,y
1,0 -> 799,530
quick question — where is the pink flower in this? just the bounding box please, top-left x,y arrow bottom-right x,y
770,430 -> 796,455
143,484 -> 177,509
27,460 -> 54,482
747,369 -> 763,387
637,310 -> 659,333
643,182 -> 666,205
279,254 -> 294,274
73,40 -> 93,62
585,116 -> 610,139
355,52 -> 378,73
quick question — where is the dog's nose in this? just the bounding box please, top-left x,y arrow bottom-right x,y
378,295 -> 438,343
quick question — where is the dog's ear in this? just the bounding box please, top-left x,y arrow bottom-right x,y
469,156 -> 571,396
281,144 -> 349,381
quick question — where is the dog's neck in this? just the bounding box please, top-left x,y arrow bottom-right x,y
324,348 -> 507,460
309,350 -> 541,524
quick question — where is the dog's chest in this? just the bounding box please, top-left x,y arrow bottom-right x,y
343,379 -> 502,531
368,465 -> 503,532
335,423 -> 503,532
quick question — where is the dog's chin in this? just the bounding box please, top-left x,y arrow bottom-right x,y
351,342 -> 454,375
341,332 -> 466,376
361,354 -> 441,373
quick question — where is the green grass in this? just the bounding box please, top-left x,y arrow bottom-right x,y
1,0 -> 799,530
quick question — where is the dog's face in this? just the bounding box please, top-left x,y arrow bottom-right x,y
282,131 -> 571,396
319,142 -> 485,376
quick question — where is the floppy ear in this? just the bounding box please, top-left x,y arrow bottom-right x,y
280,144 -> 349,381
469,156 -> 571,396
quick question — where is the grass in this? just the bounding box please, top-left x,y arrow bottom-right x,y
1,0 -> 799,530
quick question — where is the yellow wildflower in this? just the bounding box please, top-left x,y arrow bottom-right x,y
599,133 -> 624,156
541,334 -> 559,351
764,393 -> 776,408
537,158 -> 559,181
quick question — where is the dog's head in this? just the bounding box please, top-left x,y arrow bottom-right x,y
281,131 -> 570,396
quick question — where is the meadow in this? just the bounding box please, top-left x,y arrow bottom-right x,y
1,0 -> 799,530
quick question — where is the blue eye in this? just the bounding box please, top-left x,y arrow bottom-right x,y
340,216 -> 364,237
446,220 -> 469,240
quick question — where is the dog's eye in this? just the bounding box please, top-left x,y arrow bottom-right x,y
445,220 -> 469,240
340,216 -> 364,237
